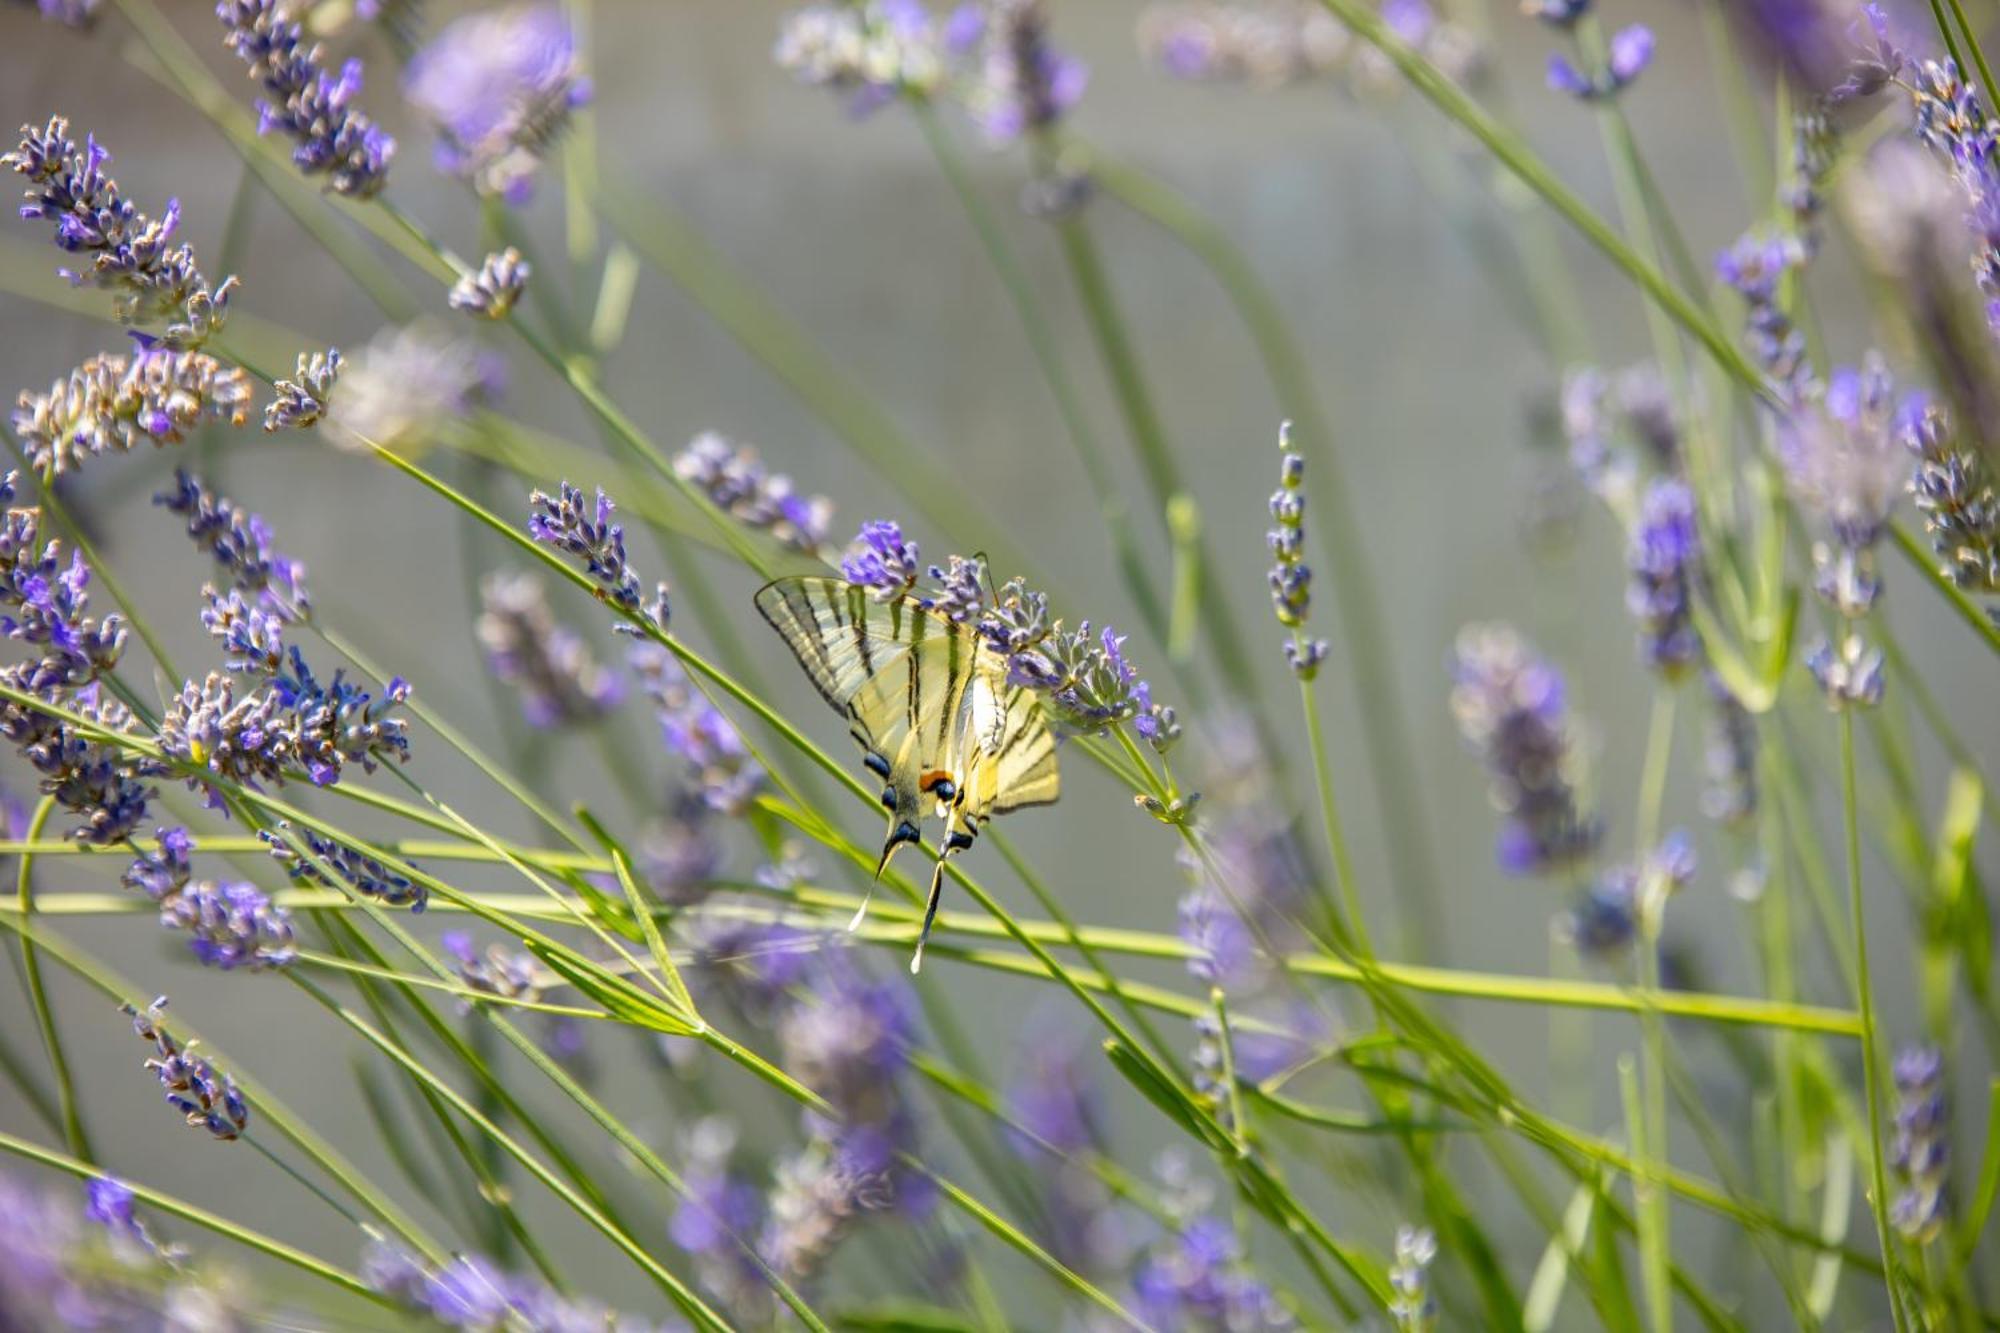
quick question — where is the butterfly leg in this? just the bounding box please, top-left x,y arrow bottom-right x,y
910,822 -> 977,974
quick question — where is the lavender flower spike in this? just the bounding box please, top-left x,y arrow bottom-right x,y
3,117 -> 238,347
13,348 -> 253,480
841,520 -> 920,600
1890,1044 -> 1949,1242
125,998 -> 249,1141
476,569 -> 622,728
674,432 -> 834,557
405,4 -> 590,202
449,247 -> 530,320
264,348 -> 341,432
1268,421 -> 1328,679
528,481 -> 667,628
218,1 -> 395,199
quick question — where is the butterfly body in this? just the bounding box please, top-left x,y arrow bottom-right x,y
755,576 -> 1059,970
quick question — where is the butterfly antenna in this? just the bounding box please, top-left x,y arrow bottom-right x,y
973,551 -> 999,604
911,851 -> 950,974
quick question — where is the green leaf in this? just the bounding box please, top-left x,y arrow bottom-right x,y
575,805 -> 701,1024
1102,1038 -> 1228,1152
1524,1181 -> 1597,1333
524,939 -> 699,1036
833,1306 -> 983,1333
1957,1080 -> 2000,1266
1934,768 -> 1990,999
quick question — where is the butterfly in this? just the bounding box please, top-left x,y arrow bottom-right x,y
756,575 -> 1060,972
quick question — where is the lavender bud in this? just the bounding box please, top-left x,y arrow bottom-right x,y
125,998 -> 249,1141
217,1 -> 395,199
264,347 -> 341,432
449,247 -> 530,319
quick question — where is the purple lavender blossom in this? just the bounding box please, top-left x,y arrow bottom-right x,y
673,433 -> 835,558
260,821 -> 426,911
775,1 -> 969,111
1560,831 -> 1694,962
669,1117 -> 775,1322
0,488 -> 127,685
12,347 -> 254,479
1890,1044 -> 1949,1242
1268,424 -> 1329,679
1625,476 -> 1700,676
972,0 -> 1087,141
1133,1214 -> 1295,1330
1449,624 -> 1601,876
1901,396 -> 2000,595
841,520 -> 921,599
0,679 -> 160,845
1523,0 -> 1589,26
155,470 -> 310,609
404,3 -> 589,202
687,915 -> 817,1018
528,482 -> 666,626
450,247 -> 530,319
1806,632 -> 1885,708
1716,231 -> 1808,385
18,1 -> 100,26
364,1236 -> 672,1330
83,1178 -> 136,1235
159,878 -> 297,971
218,1 -> 395,199
126,997 -> 249,1141
264,347 -> 341,431
3,117 -> 237,346
1778,355 -> 1911,551
1905,55 -> 2000,339
1388,1225 -> 1439,1330
630,643 -> 765,815
1546,25 -> 1652,101
477,570 -> 623,728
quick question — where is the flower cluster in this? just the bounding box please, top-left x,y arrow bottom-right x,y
774,0 -> 975,111
0,484 -> 126,687
260,821 -> 426,912
967,0 -> 1087,142
1716,231 -> 1809,386
449,247 -> 530,319
123,827 -> 297,971
1889,1044 -> 1949,1243
631,642 -> 764,814
1625,476 -> 1700,677
1177,722 -> 1312,989
1388,1224 -> 1439,1331
264,347 -> 341,432
477,570 -> 623,728
16,1 -> 100,26
127,997 -> 249,1141
405,3 -> 590,202
160,649 -> 411,799
156,470 -> 312,611
1545,23 -> 1654,102
528,482 -> 669,628
1904,51 -> 2000,338
1137,1 -> 1349,86
440,928 -> 590,1073
1449,623 -> 1601,875
1558,831 -> 1694,962
1901,395 -> 2000,600
671,1117 -> 778,1323
1560,362 -> 1681,500
675,433 -> 835,558
1268,423 -> 1328,679
217,0 -> 395,199
0,1171 -> 248,1328
1000,1032 -> 1125,1275
841,520 -> 921,600
3,117 -> 238,346
1132,1213 -> 1295,1330
364,1237 -> 669,1331
13,347 -> 253,480
766,955 -> 930,1279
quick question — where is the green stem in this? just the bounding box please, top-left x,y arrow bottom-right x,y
1841,710 -> 1912,1333
1299,675 -> 1373,955
16,796 -> 92,1164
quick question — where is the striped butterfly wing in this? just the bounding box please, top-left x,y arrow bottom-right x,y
755,576 -> 975,826
959,666 -> 1060,818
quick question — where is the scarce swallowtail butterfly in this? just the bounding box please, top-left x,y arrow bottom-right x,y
756,575 -> 1060,972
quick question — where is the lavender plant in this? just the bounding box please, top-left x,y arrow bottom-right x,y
0,2 -> 1995,1330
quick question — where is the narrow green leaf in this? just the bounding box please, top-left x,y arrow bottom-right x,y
1524,1181 -> 1597,1332
524,940 -> 698,1035
1103,1038 -> 1228,1153
1808,1130 -> 1853,1319
1957,1080 -> 2000,1266
575,805 -> 701,1024
832,1307 -> 983,1333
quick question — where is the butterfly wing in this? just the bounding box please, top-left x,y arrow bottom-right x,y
755,576 -> 976,834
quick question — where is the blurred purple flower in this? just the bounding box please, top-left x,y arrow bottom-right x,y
405,3 -> 589,202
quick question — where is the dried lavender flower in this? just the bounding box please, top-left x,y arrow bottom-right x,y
775,0 -> 972,112
264,347 -> 341,431
218,0 -> 395,199
1901,397 -> 2000,596
449,247 -> 530,319
477,570 -> 622,728
126,997 -> 249,1141
13,347 -> 252,479
1133,1213 -> 1295,1330
405,3 -> 589,202
323,322 -> 494,455
3,117 -> 237,346
364,1236 -> 668,1330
